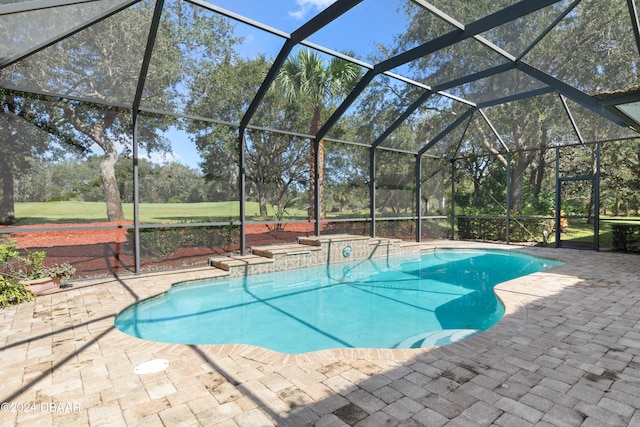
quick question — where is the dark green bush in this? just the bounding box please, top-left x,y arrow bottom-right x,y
376,220 -> 415,239
134,228 -> 185,259
130,224 -> 240,259
457,216 -> 551,242
421,219 -> 451,240
612,224 -> 640,252
324,221 -> 371,236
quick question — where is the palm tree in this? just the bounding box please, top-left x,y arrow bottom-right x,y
277,49 -> 362,219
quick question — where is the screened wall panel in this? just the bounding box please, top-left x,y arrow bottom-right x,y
323,142 -> 369,219
563,99 -> 639,143
136,116 -> 240,222
1,92 -> 134,223
448,69 -> 548,106
454,154 -> 508,215
245,222 -> 314,248
0,1 -> 154,105
427,0 -> 521,24
421,156 -> 448,216
322,219 -> 371,238
522,0 -> 640,96
1,92 -> 134,277
141,0 -> 285,121
0,0 -> 133,66
397,38 -> 510,89
135,224 -> 238,271
375,150 -> 416,218
558,144 -> 598,178
398,94 -> 471,153
478,0 -> 575,58
2,124 -> 111,216
244,129 -> 308,222
517,147 -> 556,217
420,218 -> 450,240
344,74 -> 428,149
375,218 -> 416,240
599,139 -> 640,217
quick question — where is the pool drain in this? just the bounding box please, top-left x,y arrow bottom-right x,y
134,359 -> 169,375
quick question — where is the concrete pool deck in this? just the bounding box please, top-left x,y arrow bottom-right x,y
1,241 -> 640,426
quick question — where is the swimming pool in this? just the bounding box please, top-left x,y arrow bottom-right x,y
115,249 -> 562,354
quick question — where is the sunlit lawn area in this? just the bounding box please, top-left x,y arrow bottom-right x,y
11,201 -> 325,225
12,201 -> 264,225
561,217 -> 640,248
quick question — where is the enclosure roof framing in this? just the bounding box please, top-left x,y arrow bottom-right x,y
1,0 -> 640,160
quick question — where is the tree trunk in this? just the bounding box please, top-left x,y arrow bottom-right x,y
63,106 -> 124,222
510,154 -> 534,213
473,178 -> 482,206
99,144 -> 125,221
309,138 -> 316,219
0,154 -> 16,225
309,107 -> 324,220
532,147 -> 547,198
257,189 -> 268,217
587,149 -> 597,224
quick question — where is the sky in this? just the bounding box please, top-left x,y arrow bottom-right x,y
213,0 -> 409,60
148,0 -> 411,169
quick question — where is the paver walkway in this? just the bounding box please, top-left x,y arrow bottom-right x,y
1,241 -> 640,426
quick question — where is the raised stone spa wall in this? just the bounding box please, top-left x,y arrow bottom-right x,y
208,234 -> 422,277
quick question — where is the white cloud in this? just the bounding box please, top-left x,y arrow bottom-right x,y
289,0 -> 335,20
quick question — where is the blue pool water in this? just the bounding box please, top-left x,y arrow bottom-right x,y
115,249 -> 562,354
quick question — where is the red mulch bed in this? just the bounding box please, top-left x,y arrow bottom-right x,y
4,222 -> 317,278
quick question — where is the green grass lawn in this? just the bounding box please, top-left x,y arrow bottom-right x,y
11,201 -> 367,226
12,201 -> 268,225
559,217 -> 640,248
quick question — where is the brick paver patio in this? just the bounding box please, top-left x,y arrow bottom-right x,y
1,241 -> 640,426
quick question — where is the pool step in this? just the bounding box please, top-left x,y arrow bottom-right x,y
251,243 -> 322,258
208,234 -> 422,277
368,239 -> 422,258
208,254 -> 273,273
251,243 -> 324,273
298,234 -> 370,246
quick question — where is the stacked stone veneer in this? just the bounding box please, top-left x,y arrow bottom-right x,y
208,234 -> 422,278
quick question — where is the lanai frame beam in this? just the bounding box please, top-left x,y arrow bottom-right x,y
315,0 -> 562,143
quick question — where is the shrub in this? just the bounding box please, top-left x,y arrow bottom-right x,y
612,224 -> 640,252
1,245 -> 75,281
0,275 -> 35,308
0,238 -> 75,307
457,216 -> 551,242
134,227 -> 185,259
130,224 -> 240,260
0,238 -> 48,307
